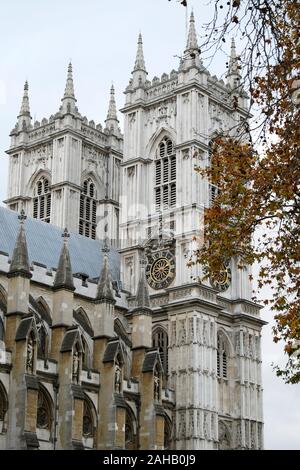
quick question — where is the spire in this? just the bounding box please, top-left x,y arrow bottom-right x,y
17,81 -> 32,129
105,84 -> 119,130
53,228 -> 75,291
8,209 -> 31,278
18,81 -> 31,118
227,38 -> 241,87
63,62 -> 76,100
135,254 -> 150,309
96,243 -> 115,303
185,10 -> 199,53
60,62 -> 77,114
133,33 -> 147,73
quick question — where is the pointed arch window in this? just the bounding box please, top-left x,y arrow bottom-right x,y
217,334 -> 228,379
125,411 -> 137,450
155,137 -> 176,212
152,327 -> 168,376
37,323 -> 47,359
33,176 -> 51,222
36,387 -> 53,431
82,399 -> 94,438
0,382 -> 8,424
79,178 -> 97,240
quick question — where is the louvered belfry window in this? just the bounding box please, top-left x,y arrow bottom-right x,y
33,177 -> 51,223
79,179 -> 97,240
217,335 -> 228,379
155,137 -> 176,212
152,327 -> 168,376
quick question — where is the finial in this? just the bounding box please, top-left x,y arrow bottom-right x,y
133,32 -> 147,73
185,10 -> 199,53
18,80 -> 31,120
96,242 -> 115,303
8,208 -> 31,278
227,37 -> 241,84
135,250 -> 150,309
105,82 -> 119,123
53,227 -> 74,291
62,227 -> 70,242
62,62 -> 76,100
18,208 -> 27,224
102,236 -> 110,255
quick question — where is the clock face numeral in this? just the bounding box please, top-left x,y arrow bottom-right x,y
210,262 -> 231,291
146,249 -> 175,290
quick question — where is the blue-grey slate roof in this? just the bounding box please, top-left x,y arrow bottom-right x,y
0,206 -> 120,282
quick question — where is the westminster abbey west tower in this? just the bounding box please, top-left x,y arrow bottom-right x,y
0,13 -> 265,450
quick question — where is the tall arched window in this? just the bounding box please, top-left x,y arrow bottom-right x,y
0,382 -> 8,426
125,410 -> 137,450
152,327 -> 168,376
82,399 -> 94,439
155,137 -> 176,212
36,386 -> 53,432
37,323 -> 47,359
217,334 -> 228,379
33,176 -> 51,222
79,179 -> 97,239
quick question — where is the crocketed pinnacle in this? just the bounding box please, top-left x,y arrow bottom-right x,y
62,62 -> 76,100
185,10 -> 199,52
135,255 -> 150,309
133,32 -> 147,73
18,81 -> 31,118
105,84 -> 119,123
227,38 -> 240,76
53,228 -> 75,291
96,245 -> 115,303
9,209 -> 31,278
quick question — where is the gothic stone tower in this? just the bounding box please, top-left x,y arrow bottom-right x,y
5,66 -> 123,245
120,14 -> 265,450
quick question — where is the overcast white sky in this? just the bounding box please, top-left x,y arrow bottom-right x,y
0,0 -> 299,450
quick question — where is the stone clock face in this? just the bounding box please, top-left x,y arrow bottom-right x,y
145,249 -> 175,290
210,261 -> 231,291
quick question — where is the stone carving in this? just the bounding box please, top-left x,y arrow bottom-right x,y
189,410 -> 194,436
204,412 -> 209,439
235,332 -> 241,355
203,320 -> 208,346
218,421 -> 230,449
154,368 -> 160,401
72,350 -> 80,383
171,322 -> 176,346
171,288 -> 192,300
251,422 -> 256,449
236,421 -> 242,449
178,319 -> 186,345
26,336 -> 34,373
114,359 -> 122,393
189,318 -> 194,343
178,411 -> 186,439
182,148 -> 190,159
255,336 -> 261,360
197,410 -> 202,438
127,166 -> 135,177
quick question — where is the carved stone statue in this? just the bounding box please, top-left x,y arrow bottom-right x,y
114,361 -> 121,393
72,350 -> 80,383
154,369 -> 160,401
26,337 -> 34,373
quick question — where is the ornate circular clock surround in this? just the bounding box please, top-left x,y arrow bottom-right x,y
210,260 -> 232,291
145,249 -> 175,290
